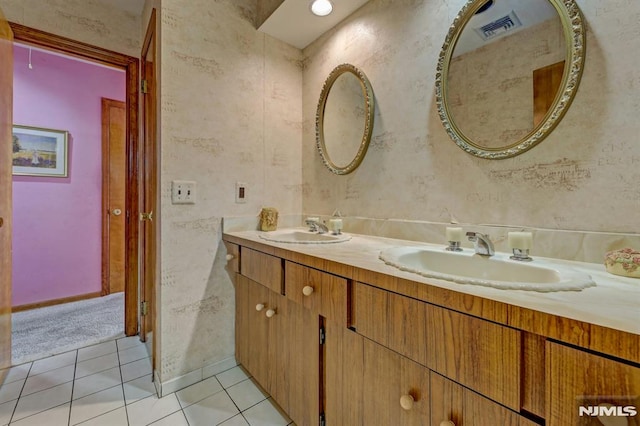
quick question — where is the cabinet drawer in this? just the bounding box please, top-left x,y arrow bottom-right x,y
353,282 -> 521,410
431,372 -> 539,426
353,282 -> 427,365
285,261 -> 347,324
546,341 -> 640,426
240,247 -> 282,293
428,303 -> 521,411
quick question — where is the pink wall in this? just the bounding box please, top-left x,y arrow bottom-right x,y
12,45 -> 125,306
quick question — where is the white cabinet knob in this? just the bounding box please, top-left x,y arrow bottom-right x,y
112,208 -> 122,216
440,421 -> 455,426
400,394 -> 414,411
255,303 -> 265,311
265,309 -> 276,318
302,286 -> 314,296
225,254 -> 235,261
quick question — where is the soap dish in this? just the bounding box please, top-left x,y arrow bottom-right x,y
604,248 -> 640,278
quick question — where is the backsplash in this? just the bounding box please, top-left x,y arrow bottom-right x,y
224,215 -> 640,265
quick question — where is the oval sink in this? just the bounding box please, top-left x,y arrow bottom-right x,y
379,246 -> 595,292
259,228 -> 351,244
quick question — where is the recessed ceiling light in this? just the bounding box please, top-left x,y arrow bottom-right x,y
310,0 -> 333,17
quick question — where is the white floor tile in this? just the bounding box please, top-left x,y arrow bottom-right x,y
219,414 -> 250,426
0,379 -> 24,404
183,391 -> 239,426
69,385 -> 124,425
77,341 -> 117,363
148,410 -> 189,426
0,399 -> 18,425
73,367 -> 122,400
30,351 -> 76,376
226,378 -> 268,412
119,357 -> 152,383
10,402 -> 70,426
1,363 -> 31,385
75,353 -> 119,379
122,374 -> 156,405
117,344 -> 149,365
12,382 -> 72,422
116,336 -> 144,351
243,398 -> 291,426
216,366 -> 250,389
21,364 -> 75,396
176,376 -> 223,408
126,393 -> 181,426
76,407 -> 127,425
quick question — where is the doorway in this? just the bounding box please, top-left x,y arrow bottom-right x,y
8,24 -> 140,362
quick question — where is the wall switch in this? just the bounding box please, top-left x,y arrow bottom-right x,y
171,180 -> 196,204
236,182 -> 247,204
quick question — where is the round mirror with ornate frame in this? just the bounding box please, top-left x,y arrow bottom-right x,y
316,63 -> 375,174
435,0 -> 585,159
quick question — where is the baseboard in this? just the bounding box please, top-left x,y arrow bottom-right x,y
155,356 -> 238,397
12,291 -> 105,312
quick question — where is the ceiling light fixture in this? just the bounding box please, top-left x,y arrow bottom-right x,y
310,0 -> 333,17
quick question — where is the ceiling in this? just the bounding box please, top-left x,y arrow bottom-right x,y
258,0 -> 370,49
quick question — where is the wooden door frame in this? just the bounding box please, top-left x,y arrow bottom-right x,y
10,23 -> 139,336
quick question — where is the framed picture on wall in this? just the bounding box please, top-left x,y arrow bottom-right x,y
12,125 -> 69,177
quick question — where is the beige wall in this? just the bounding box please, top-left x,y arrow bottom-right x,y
0,0 -> 141,57
302,0 -> 640,235
155,0 -> 302,382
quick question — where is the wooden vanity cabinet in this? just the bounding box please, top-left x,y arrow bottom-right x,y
546,341 -> 640,426
227,237 -> 639,426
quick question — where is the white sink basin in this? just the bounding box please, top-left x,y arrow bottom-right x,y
379,246 -> 595,292
259,228 -> 351,244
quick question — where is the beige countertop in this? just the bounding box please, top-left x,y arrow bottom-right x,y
224,228 -> 640,361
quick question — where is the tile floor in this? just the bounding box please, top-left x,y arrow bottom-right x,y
0,336 -> 293,426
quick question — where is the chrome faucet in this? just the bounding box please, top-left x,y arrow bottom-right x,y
305,218 -> 328,234
466,232 -> 495,256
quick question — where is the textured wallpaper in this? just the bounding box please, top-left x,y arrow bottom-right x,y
157,0 -> 302,382
0,0 -> 141,57
302,0 -> 640,234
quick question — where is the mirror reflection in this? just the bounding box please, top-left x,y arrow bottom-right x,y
316,64 -> 374,175
436,0 -> 585,159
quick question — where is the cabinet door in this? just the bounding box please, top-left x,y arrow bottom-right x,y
285,300 -> 320,426
235,274 -> 288,410
362,338 -> 430,426
431,372 -> 539,426
325,322 -> 364,426
547,341 -> 640,426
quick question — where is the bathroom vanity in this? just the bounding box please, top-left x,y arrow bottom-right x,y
223,230 -> 639,426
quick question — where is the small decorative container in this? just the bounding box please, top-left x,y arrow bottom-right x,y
604,248 -> 640,278
259,207 -> 279,231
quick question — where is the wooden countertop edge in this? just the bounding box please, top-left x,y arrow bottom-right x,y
223,233 -> 640,364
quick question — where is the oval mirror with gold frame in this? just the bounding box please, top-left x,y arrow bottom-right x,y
435,0 -> 585,159
316,63 -> 375,174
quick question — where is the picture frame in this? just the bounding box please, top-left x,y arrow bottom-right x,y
12,125 -> 69,177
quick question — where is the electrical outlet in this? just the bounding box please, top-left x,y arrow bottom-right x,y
171,180 -> 196,204
236,182 -> 247,204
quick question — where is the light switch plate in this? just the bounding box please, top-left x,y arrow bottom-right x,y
171,180 -> 196,204
236,182 -> 247,204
